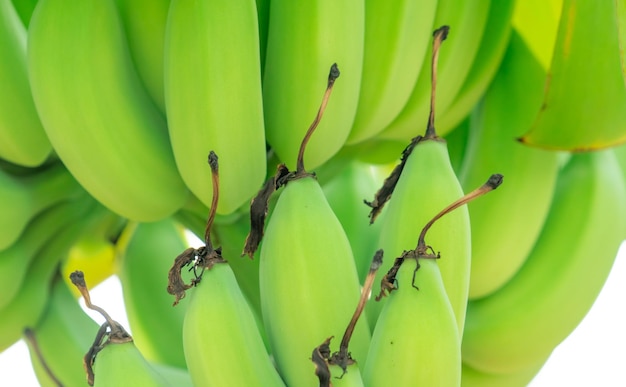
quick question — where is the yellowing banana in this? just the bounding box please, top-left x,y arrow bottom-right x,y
28,0 -> 188,221
165,0 -> 266,215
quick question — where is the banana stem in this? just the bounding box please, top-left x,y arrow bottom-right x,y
295,63 -> 340,175
23,328 -> 63,387
424,25 -> 449,139
204,151 -> 219,248
69,270 -> 120,334
416,174 -> 503,254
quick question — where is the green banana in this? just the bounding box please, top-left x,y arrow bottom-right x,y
92,337 -> 171,387
346,0 -> 438,144
443,116 -> 470,176
363,259 -> 461,386
322,160 -> 387,283
113,0 -> 170,113
258,67 -> 370,386
0,0 -> 51,167
0,195 -> 93,310
380,0 -> 491,141
461,358 -> 548,387
462,149 -> 626,374
366,27 -> 472,336
262,0 -> 364,170
182,262 -> 285,387
511,0 -> 562,71
518,0 -> 626,150
28,0 -> 188,221
164,0 -> 266,215
0,161 -> 83,250
117,219 -> 189,369
260,177 -> 370,386
24,278 -> 100,387
435,0 -> 516,133
459,31 -> 560,299
0,198 -> 105,351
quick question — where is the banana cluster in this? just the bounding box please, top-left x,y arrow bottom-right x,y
1,0 -> 626,386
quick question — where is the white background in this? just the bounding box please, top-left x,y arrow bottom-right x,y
1,242 -> 625,386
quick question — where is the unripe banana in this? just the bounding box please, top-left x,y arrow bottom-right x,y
0,0 -> 51,167
435,0 -> 516,132
92,339 -> 171,387
346,0 -> 438,144
366,27 -> 471,335
0,161 -> 82,250
257,66 -> 370,387
28,0 -> 188,221
518,0 -> 626,150
380,0 -> 491,141
113,0 -> 170,112
0,198 -> 105,351
24,279 -> 99,387
461,358 -> 548,387
459,31 -> 560,299
363,259 -> 461,386
260,177 -> 370,386
462,149 -> 626,374
322,160 -> 387,282
165,0 -> 266,215
117,219 -> 189,369
0,194 -> 93,310
262,0 -> 364,169
182,263 -> 285,387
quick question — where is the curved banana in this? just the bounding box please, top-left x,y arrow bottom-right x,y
366,28 -> 471,335
461,358 -> 548,387
182,262 -> 285,387
0,0 -> 51,167
379,0 -> 491,141
28,0 -> 188,221
0,199 -> 106,351
346,0 -> 438,144
462,149 -> 626,374
362,259 -> 461,386
165,0 -> 266,215
113,0 -> 170,112
435,0 -> 516,133
0,161 -> 83,250
459,31 -> 560,299
92,339 -> 170,387
0,195 -> 93,310
519,0 -> 626,150
24,278 -> 99,387
262,0 -> 364,169
322,160 -> 388,283
260,177 -> 370,387
117,219 -> 189,369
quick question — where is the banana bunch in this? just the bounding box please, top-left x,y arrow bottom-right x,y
2,0 -> 626,385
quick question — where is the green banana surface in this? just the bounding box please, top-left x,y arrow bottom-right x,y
28,0 -> 188,221
183,263 -> 285,387
260,177 -> 370,387
463,149 -> 626,374
165,0 -> 267,215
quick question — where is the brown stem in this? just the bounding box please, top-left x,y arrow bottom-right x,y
204,151 -> 220,247
338,250 -> 383,355
23,328 -> 64,387
425,26 -> 450,139
416,174 -> 503,254
69,271 -> 119,335
295,63 -> 340,175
